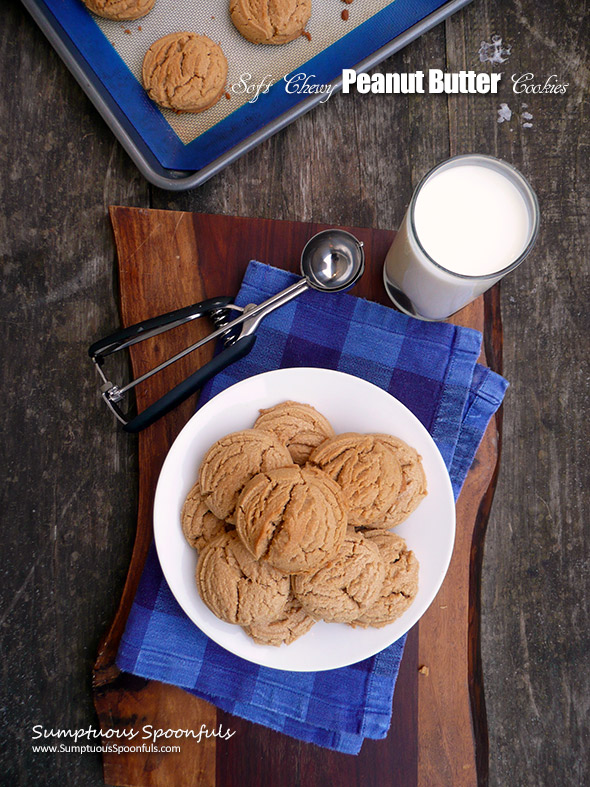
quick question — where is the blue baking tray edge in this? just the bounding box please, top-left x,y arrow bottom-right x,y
39,0 -> 453,172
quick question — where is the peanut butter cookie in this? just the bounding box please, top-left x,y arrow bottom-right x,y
243,594 -> 315,646
236,465 -> 347,574
369,435 -> 427,527
308,433 -> 402,526
196,532 -> 290,626
142,33 -> 228,113
254,400 -> 335,465
230,0 -> 312,45
293,530 -> 385,623
181,481 -> 231,552
352,530 -> 419,628
199,429 -> 292,523
82,0 -> 155,21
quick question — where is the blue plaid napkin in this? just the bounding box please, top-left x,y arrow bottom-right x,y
116,262 -> 508,754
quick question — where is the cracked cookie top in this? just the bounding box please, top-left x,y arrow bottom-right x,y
142,32 -> 228,113
368,435 -> 427,528
243,593 -> 315,646
351,530 -> 419,628
199,429 -> 293,523
308,433 -> 403,526
230,0 -> 312,45
236,465 -> 347,574
181,480 -> 232,552
293,530 -> 385,624
83,0 -> 156,21
254,400 -> 335,465
196,532 -> 290,626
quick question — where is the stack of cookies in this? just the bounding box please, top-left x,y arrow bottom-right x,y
182,401 -> 427,647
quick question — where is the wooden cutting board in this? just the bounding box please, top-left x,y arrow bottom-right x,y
93,206 -> 502,787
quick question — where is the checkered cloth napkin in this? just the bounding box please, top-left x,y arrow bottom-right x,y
116,262 -> 508,754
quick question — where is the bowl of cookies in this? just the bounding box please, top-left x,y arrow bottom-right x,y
154,368 -> 455,671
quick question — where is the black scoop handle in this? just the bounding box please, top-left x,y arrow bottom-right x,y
123,334 -> 257,433
89,296 -> 233,360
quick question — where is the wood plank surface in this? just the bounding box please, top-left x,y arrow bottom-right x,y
2,0 -> 589,785
92,206 -> 499,787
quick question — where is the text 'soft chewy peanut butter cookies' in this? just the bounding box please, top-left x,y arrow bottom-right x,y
196,532 -> 290,626
230,0 -> 312,45
308,433 -> 402,526
82,0 -> 156,20
235,465 -> 347,574
351,530 -> 419,628
293,530 -> 386,624
243,594 -> 315,647
181,481 -> 232,552
369,435 -> 428,527
254,400 -> 335,465
199,429 -> 293,523
142,33 -> 228,113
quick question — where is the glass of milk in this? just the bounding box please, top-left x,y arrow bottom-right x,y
383,154 -> 539,321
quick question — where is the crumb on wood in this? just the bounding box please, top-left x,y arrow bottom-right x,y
301,30 -> 312,42
341,9 -> 349,21
440,605 -> 447,609
418,665 -> 430,676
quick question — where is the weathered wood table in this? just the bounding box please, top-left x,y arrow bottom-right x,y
1,0 -> 589,785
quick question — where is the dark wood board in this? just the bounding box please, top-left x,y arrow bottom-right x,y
92,206 -> 501,787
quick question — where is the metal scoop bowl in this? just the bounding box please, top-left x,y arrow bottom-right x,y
89,229 -> 365,432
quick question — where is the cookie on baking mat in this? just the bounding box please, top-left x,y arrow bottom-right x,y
142,32 -> 228,113
254,400 -> 335,465
308,433 -> 402,526
351,530 -> 419,628
235,465 -> 347,574
293,530 -> 385,624
369,434 -> 427,527
181,481 -> 231,552
243,594 -> 315,646
199,429 -> 292,523
82,0 -> 155,20
196,532 -> 290,626
230,0 -> 312,45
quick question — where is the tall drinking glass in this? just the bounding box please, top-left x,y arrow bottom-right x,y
383,154 -> 540,321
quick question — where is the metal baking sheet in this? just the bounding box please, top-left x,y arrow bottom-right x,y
22,0 -> 473,190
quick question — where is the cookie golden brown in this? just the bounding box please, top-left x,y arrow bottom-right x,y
181,481 -> 231,552
351,530 -> 419,628
243,594 -> 315,646
235,465 -> 347,574
199,429 -> 293,523
293,530 -> 385,623
196,532 -> 290,626
308,433 -> 402,526
142,32 -> 228,113
82,0 -> 155,20
230,0 -> 312,45
369,435 -> 427,527
254,401 -> 335,465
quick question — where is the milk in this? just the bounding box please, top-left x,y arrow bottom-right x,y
384,155 -> 539,320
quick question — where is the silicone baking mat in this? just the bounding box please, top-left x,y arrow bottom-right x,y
32,0 -> 464,175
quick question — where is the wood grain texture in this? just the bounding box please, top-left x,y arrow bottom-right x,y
92,206 -> 499,787
2,0 -> 589,784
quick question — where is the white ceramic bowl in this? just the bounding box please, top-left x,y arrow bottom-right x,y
154,368 -> 455,671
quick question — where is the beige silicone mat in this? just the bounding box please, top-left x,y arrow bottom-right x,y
95,0 -> 392,145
